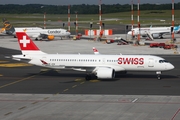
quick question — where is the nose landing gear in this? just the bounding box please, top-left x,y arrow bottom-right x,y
156,71 -> 161,80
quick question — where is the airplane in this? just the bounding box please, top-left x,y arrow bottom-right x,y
12,32 -> 174,80
20,28 -> 71,40
2,18 -> 71,40
127,26 -> 180,40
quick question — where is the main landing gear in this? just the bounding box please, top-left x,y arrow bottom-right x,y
85,74 -> 92,80
160,36 -> 163,39
156,71 -> 161,80
85,74 -> 97,80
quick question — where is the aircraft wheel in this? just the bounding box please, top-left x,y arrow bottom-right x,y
157,75 -> 161,80
156,71 -> 161,80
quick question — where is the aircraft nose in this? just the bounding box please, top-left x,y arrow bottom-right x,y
127,31 -> 132,35
168,63 -> 175,70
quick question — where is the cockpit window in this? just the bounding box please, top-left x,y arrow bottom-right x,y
159,60 -> 169,63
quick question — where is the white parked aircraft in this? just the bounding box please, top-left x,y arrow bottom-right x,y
127,26 -> 180,40
12,32 -> 174,80
2,18 -> 71,40
20,28 -> 71,40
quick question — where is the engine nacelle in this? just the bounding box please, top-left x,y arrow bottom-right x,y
96,67 -> 115,79
48,35 -> 55,40
152,33 -> 160,38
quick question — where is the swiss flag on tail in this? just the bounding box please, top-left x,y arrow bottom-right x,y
16,32 -> 39,51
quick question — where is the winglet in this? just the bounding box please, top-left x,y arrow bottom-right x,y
93,47 -> 100,55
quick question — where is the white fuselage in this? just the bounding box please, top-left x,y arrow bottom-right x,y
14,32 -> 175,80
128,27 -> 171,36
13,54 -> 174,72
15,27 -> 43,31
14,29 -> 71,38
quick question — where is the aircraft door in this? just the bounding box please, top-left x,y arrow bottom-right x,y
102,58 -> 106,64
148,58 -> 154,67
42,56 -> 47,61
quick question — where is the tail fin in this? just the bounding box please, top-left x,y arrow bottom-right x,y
174,25 -> 180,34
16,32 -> 46,55
92,47 -> 100,55
2,18 -> 15,35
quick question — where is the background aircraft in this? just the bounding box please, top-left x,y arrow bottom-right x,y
127,26 -> 180,40
2,18 -> 71,40
12,32 -> 174,80
2,18 -> 42,35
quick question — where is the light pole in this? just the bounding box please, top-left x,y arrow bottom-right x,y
75,11 -> 78,35
41,6 -> 46,29
90,22 -> 93,40
44,12 -> 46,29
68,5 -> 71,32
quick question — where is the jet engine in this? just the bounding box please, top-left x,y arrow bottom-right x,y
152,33 -> 160,38
48,35 -> 55,40
95,67 -> 115,79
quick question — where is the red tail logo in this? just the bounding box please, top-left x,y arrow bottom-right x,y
16,32 -> 39,51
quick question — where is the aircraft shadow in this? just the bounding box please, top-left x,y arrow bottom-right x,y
25,69 -> 178,82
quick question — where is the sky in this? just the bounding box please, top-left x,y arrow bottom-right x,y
0,0 -> 178,5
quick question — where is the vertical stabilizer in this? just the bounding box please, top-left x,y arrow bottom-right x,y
16,32 -> 46,55
2,18 -> 15,35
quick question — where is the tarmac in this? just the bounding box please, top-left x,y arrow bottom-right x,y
0,34 -> 180,55
0,34 -> 180,120
1,94 -> 180,120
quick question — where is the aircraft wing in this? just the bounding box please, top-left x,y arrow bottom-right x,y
75,65 -> 125,73
147,31 -> 170,40
39,33 -> 48,39
25,32 -> 40,38
150,31 -> 170,35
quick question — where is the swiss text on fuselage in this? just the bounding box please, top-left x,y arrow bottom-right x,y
118,57 -> 144,65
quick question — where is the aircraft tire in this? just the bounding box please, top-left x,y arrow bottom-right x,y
157,75 -> 161,80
